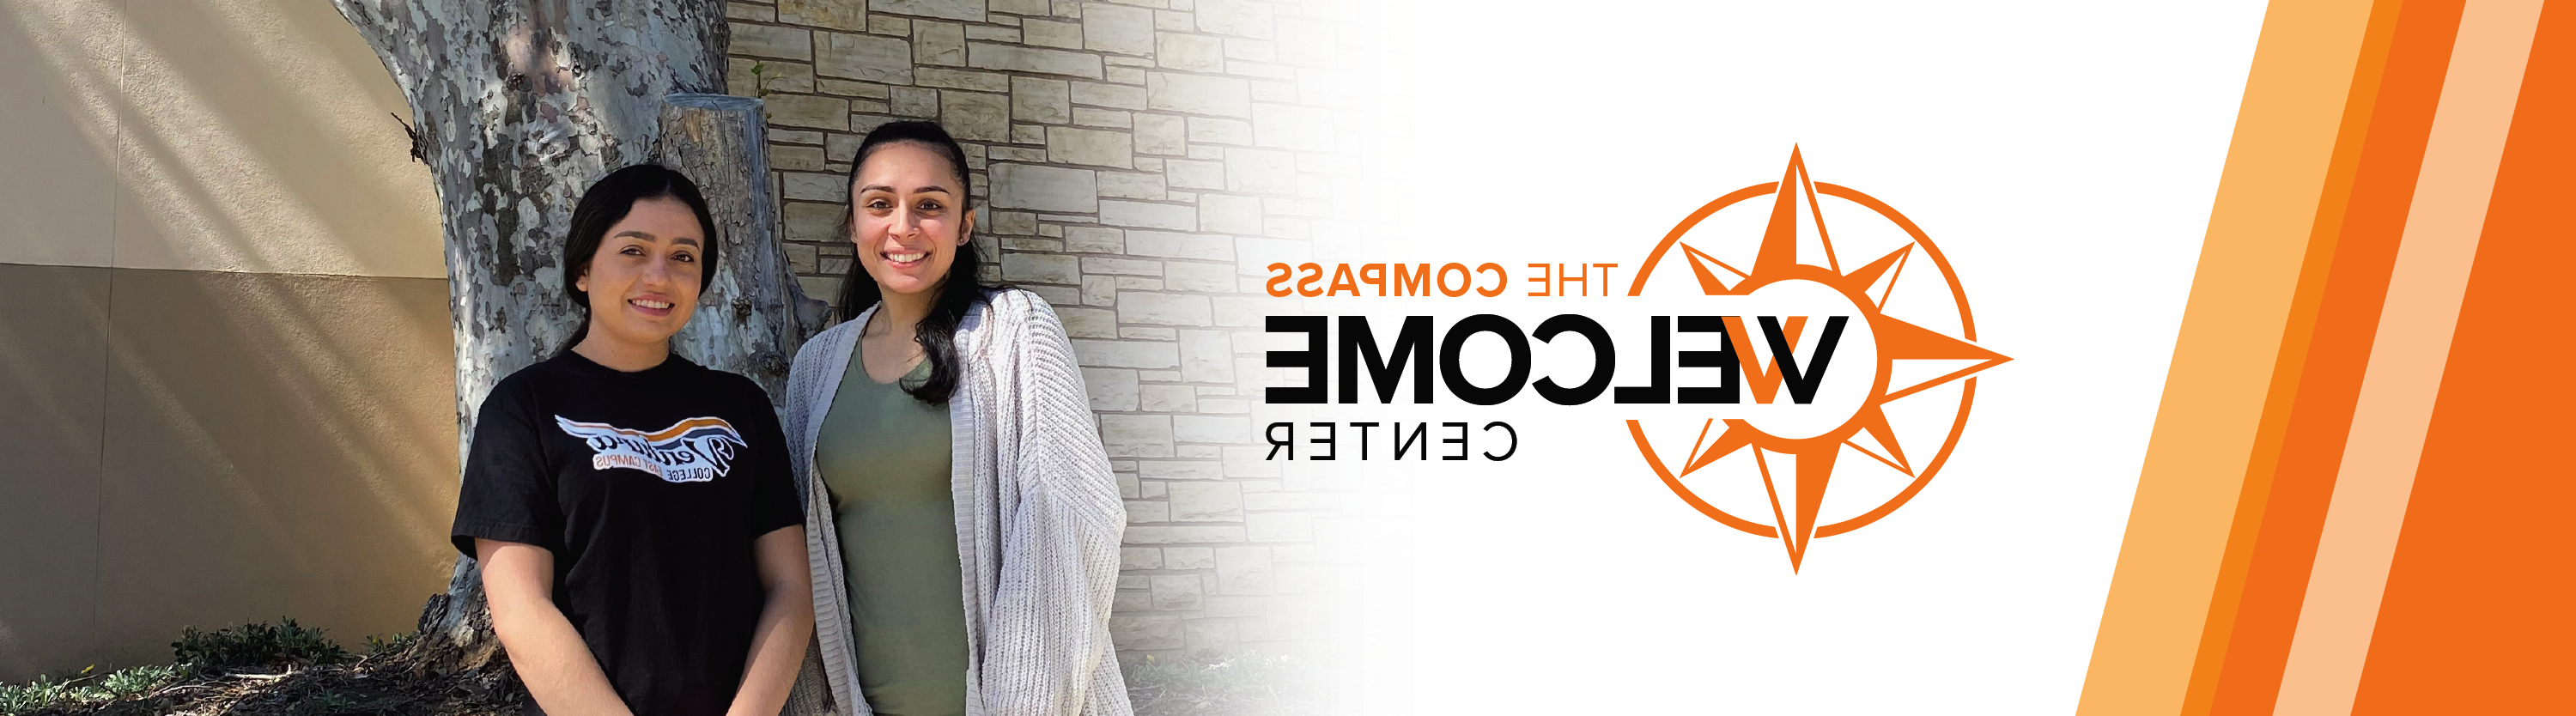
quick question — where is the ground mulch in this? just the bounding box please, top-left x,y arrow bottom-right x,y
35,641 -> 1317,715
31,644 -> 521,716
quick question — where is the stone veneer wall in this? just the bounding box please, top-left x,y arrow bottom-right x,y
719,0 -> 1361,659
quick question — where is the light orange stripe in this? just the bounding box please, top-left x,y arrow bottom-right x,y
2207,1 -> 2469,710
2269,1 -> 2544,713
2351,7 -> 2576,705
2075,1 -> 2381,713
2180,1 -> 2407,711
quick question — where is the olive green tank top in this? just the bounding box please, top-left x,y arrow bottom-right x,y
813,355 -> 967,716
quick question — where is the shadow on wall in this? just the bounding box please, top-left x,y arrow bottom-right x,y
0,0 -> 440,277
0,0 -> 459,683
0,264 -> 460,682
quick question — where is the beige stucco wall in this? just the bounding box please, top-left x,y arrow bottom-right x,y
0,0 -> 442,277
0,0 -> 456,682
0,264 -> 458,680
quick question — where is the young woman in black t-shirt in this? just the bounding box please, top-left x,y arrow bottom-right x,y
449,165 -> 812,716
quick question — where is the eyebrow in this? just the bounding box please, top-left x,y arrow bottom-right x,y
612,230 -> 701,247
859,185 -> 955,195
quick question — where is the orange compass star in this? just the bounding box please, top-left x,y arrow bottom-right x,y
1627,146 -> 2012,572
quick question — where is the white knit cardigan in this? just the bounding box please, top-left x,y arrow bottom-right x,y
780,288 -> 1132,716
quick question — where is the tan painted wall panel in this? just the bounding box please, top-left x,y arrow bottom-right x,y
0,0 -> 442,278
0,4 -> 120,268
0,264 -> 112,679
0,264 -> 456,679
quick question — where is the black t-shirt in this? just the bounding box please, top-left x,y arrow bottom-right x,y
450,350 -> 803,716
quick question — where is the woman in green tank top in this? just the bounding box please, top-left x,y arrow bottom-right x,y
811,351 -> 963,714
780,121 -> 1132,716
816,121 -> 978,716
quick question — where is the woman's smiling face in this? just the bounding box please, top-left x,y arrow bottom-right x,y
574,196 -> 705,347
851,142 -> 973,299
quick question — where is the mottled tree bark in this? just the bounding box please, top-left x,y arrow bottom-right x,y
331,1 -> 825,667
661,93 -> 830,388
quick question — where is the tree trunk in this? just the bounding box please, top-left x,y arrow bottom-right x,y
660,93 -> 830,388
331,0 -> 825,669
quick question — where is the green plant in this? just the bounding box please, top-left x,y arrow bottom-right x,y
304,689 -> 358,714
172,617 -> 349,675
0,662 -> 179,714
94,663 -> 178,698
363,631 -> 418,656
0,671 -> 78,714
749,62 -> 772,98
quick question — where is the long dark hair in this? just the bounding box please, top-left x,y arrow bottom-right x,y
836,120 -> 996,406
559,163 -> 722,355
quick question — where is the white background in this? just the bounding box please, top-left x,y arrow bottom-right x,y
1270,2 -> 2269,713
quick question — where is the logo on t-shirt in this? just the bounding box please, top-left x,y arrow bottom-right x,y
555,416 -> 747,483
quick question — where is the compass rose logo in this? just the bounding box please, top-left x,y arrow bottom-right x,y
1627,147 -> 2010,572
